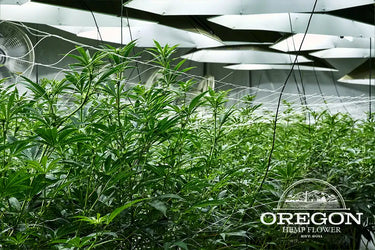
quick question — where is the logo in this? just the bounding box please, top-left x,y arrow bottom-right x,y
260,179 -> 362,241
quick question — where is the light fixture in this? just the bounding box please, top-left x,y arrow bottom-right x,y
224,64 -> 337,72
181,48 -> 311,64
0,2 -> 146,27
77,25 -> 223,48
271,34 -> 372,52
310,48 -> 375,59
0,0 -> 29,5
124,0 -> 373,15
338,59 -> 375,85
208,13 -> 375,38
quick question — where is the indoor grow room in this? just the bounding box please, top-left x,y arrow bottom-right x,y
0,0 -> 374,249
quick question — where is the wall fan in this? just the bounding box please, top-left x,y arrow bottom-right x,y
0,22 -> 34,82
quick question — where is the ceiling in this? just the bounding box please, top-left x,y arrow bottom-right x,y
1,0 -> 374,84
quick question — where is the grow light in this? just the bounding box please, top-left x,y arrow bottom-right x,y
0,2 -> 222,48
208,13 -> 375,38
224,64 -> 337,72
338,79 -> 375,85
181,49 -> 311,64
0,0 -> 29,4
0,2 -> 148,27
124,0 -> 374,15
77,26 -> 223,48
310,48 -> 375,59
338,59 -> 375,85
271,34 -> 374,52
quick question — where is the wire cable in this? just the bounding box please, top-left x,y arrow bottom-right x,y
4,20 -> 373,121
79,0 -> 103,42
312,63 -> 330,113
124,7 -> 142,82
251,0 -> 318,206
288,13 -> 308,107
121,0 -> 124,45
287,13 -> 310,126
330,71 -> 349,113
370,4 -> 375,120
13,21 -> 368,102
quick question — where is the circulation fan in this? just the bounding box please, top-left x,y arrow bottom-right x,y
0,22 -> 34,82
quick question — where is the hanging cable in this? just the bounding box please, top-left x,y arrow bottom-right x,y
287,13 -> 308,107
369,37 -> 372,120
312,63 -> 330,113
370,3 -> 375,121
285,20 -> 305,107
251,0 -> 318,206
124,7 -> 142,82
287,12 -> 310,126
121,0 -> 124,45
8,20 -> 373,120
35,24 -> 39,83
330,71 -> 349,113
79,0 -> 103,42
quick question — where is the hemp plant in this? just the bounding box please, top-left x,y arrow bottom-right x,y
0,41 -> 373,249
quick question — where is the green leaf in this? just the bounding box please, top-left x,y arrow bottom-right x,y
158,194 -> 183,200
8,197 -> 21,211
149,200 -> 167,217
21,76 -> 47,99
173,241 -> 188,250
188,91 -> 207,114
186,200 -> 225,212
105,198 -> 149,225
35,127 -> 58,146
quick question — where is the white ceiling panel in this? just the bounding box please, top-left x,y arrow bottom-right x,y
0,0 -> 29,4
0,2 -> 143,27
310,48 -> 375,58
125,0 -> 374,15
225,64 -> 337,71
209,13 -> 375,38
271,34 -> 375,52
181,49 -> 311,64
338,59 -> 375,85
338,79 -> 375,85
76,26 -> 223,48
0,2 -> 222,48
